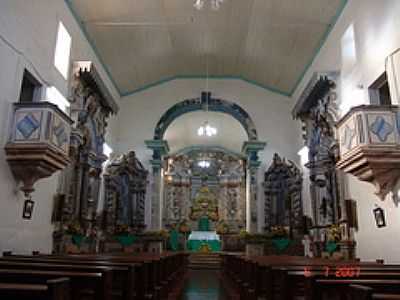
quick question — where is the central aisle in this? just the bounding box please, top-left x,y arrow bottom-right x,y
182,269 -> 227,300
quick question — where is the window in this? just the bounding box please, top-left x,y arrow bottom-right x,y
103,143 -> 113,158
19,69 -> 42,103
54,21 -> 72,79
44,86 -> 70,113
369,72 -> 392,105
102,143 -> 113,168
341,24 -> 357,75
298,146 -> 309,166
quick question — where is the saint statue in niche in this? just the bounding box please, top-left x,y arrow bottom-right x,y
189,186 -> 219,230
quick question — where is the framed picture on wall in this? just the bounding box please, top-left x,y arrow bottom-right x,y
22,199 -> 35,220
373,206 -> 386,228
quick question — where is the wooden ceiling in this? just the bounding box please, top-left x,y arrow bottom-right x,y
67,0 -> 346,96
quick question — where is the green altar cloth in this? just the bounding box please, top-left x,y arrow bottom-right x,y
198,217 -> 210,231
169,229 -> 180,251
187,239 -> 221,252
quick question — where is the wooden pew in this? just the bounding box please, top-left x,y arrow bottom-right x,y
300,269 -> 400,300
0,267 -> 112,300
0,277 -> 70,300
0,257 -> 138,300
221,254 -> 398,300
2,252 -> 188,300
351,285 -> 400,300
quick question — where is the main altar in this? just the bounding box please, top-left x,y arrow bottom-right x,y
186,186 -> 221,252
187,231 -> 221,252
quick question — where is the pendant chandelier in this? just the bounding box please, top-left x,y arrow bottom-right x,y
196,5 -> 217,138
198,160 -> 211,168
197,152 -> 212,168
194,0 -> 224,11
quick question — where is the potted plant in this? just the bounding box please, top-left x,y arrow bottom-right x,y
325,224 -> 341,256
114,224 -> 136,247
239,230 -> 267,256
270,226 -> 290,252
216,221 -> 229,235
65,222 -> 85,247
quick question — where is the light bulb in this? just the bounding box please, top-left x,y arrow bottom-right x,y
197,126 -> 205,136
194,0 -> 204,10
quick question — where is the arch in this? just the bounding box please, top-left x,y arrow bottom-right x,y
154,92 -> 258,141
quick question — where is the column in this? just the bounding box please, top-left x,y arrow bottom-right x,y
242,141 -> 266,233
145,140 -> 170,230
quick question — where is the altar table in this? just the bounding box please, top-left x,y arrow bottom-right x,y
187,231 -> 221,252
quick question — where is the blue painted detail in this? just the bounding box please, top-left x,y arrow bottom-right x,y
153,94 -> 258,141
370,116 -> 394,142
250,151 -> 258,162
342,125 -> 355,150
64,0 -> 348,98
53,123 -> 68,147
17,114 -> 40,139
396,112 -> 400,136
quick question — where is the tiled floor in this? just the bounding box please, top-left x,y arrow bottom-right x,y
182,269 -> 227,300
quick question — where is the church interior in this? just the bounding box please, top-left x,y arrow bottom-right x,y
1,0 -> 400,299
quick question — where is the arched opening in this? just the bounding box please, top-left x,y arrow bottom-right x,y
146,92 -> 266,236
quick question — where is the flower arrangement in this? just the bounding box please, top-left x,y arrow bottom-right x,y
114,224 -> 130,236
216,221 -> 229,235
270,226 -> 288,239
239,230 -> 269,244
178,220 -> 191,234
64,221 -> 84,247
327,224 -> 341,242
209,211 -> 219,222
65,221 -> 83,235
143,230 -> 169,240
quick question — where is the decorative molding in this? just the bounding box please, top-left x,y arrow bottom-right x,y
292,71 -> 339,120
242,140 -> 266,167
72,61 -> 119,113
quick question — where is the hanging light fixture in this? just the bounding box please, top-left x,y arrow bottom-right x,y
196,3 -> 217,139
197,121 -> 217,137
198,160 -> 211,168
194,0 -> 224,11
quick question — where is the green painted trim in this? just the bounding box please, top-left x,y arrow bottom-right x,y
64,0 -> 122,96
145,139 -> 170,153
65,0 -> 348,99
171,145 -> 246,159
120,75 -> 291,98
242,141 -> 267,153
289,0 -> 348,97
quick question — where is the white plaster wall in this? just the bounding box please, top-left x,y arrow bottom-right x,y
0,0 -> 120,254
118,79 -> 304,231
292,0 -> 400,263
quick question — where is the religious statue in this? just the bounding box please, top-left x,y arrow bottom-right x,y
189,186 -> 219,230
